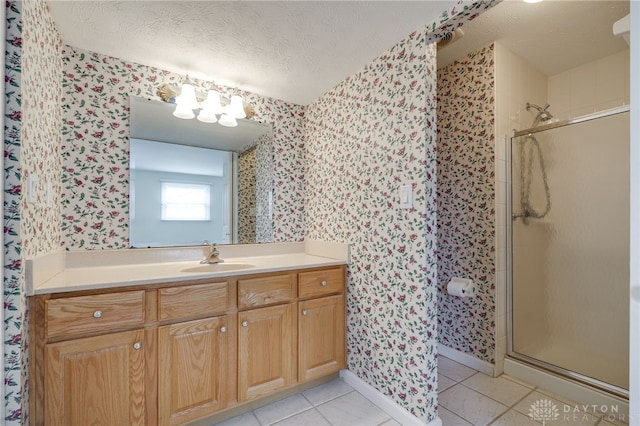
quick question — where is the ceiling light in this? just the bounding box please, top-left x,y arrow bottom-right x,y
522,0 -> 543,3
160,81 -> 252,126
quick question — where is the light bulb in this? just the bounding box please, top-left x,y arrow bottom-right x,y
197,108 -> 218,123
176,82 -> 200,110
203,90 -> 224,115
229,95 -> 246,119
173,102 -> 195,119
218,113 -> 238,127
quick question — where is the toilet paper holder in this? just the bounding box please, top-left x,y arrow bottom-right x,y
446,277 -> 475,298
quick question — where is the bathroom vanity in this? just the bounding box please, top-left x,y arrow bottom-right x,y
27,246 -> 347,425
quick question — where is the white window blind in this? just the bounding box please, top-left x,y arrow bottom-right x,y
161,182 -> 211,221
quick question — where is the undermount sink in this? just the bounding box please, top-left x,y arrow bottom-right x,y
181,263 -> 255,273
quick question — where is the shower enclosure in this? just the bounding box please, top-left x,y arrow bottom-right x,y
508,106 -> 630,397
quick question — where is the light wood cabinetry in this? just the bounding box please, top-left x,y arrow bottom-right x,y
298,295 -> 345,382
30,265 -> 345,426
238,303 -> 295,401
158,315 -> 234,425
45,329 -> 146,425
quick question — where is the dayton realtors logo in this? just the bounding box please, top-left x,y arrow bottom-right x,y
529,399 -> 560,425
529,398 -> 624,424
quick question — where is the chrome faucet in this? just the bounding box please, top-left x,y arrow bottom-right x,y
200,243 -> 223,264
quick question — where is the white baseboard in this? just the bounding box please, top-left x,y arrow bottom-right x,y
339,370 -> 442,426
438,344 -> 495,376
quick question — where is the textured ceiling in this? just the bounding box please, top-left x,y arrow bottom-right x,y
438,0 -> 630,74
47,1 -> 630,106
47,0 -> 454,106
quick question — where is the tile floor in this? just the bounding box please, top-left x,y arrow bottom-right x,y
213,357 -> 626,426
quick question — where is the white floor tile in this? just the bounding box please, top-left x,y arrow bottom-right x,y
439,407 -> 473,426
212,411 -> 261,426
439,384 -> 509,425
462,373 -> 533,406
439,357 -> 478,382
272,408 -> 330,426
316,391 -> 390,426
490,409 -> 540,425
302,379 -> 354,406
439,374 -> 457,393
253,394 -> 313,426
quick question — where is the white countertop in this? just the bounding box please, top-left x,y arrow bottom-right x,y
27,241 -> 350,295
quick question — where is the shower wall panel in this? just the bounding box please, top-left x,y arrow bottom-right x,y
511,111 -> 630,390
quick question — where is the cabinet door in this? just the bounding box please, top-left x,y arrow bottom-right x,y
158,316 -> 233,426
298,295 -> 345,382
238,303 -> 295,401
45,329 -> 146,425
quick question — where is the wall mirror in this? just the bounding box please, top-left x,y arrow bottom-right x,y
129,96 -> 273,247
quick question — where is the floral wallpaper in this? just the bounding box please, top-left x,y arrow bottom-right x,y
4,2 -> 23,422
304,1 -> 500,422
437,44 -> 496,363
255,132 -> 274,242
238,147 -> 257,244
238,133 -> 274,244
60,46 -> 305,249
4,0 -> 62,422
305,30 -> 438,421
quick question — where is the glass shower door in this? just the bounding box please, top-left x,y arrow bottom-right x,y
510,111 -> 629,392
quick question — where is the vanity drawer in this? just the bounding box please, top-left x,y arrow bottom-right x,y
298,268 -> 344,299
238,274 -> 293,309
46,291 -> 145,339
158,281 -> 229,321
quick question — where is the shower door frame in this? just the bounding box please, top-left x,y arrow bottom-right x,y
506,105 -> 631,399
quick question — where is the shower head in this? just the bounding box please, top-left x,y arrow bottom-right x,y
526,102 -> 554,127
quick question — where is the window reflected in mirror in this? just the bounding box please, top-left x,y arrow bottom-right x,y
129,96 -> 273,247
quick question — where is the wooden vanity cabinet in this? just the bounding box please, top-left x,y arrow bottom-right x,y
158,315 -> 235,425
237,274 -> 296,402
30,265 -> 345,426
45,328 -> 147,425
297,269 -> 346,383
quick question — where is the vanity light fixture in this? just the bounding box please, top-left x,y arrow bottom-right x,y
159,79 -> 253,126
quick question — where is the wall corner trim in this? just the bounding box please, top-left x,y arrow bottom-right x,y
438,344 -> 495,376
339,370 -> 441,426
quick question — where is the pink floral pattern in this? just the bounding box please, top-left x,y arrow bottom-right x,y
61,47 -> 305,249
436,44 -> 496,363
238,133 -> 274,244
238,147 -> 257,243
4,2 -> 23,422
4,0 -> 62,422
305,30 -> 438,421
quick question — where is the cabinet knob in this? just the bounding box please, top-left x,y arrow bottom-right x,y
321,280 -> 328,287
220,326 -> 227,333
93,310 -> 103,318
133,342 -> 141,350
302,310 -> 308,316
241,321 -> 249,327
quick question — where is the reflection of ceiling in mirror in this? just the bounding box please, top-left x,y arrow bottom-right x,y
130,139 -> 229,176
130,96 -> 270,153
